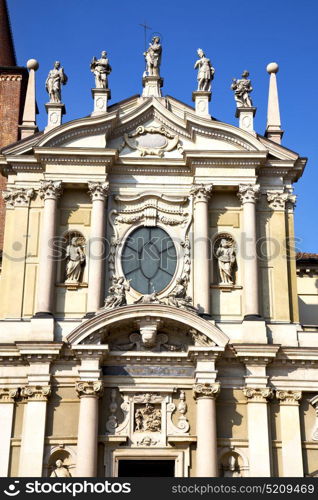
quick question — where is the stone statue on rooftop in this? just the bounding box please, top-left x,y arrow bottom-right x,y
194,49 -> 214,92
45,61 -> 68,103
90,51 -> 112,89
231,70 -> 253,107
144,36 -> 162,77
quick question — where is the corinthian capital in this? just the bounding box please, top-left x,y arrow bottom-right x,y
266,191 -> 289,210
76,380 -> 103,398
276,390 -> 302,405
39,180 -> 63,201
21,385 -> 51,402
193,382 -> 220,399
2,188 -> 35,208
243,387 -> 273,402
88,181 -> 109,202
237,184 -> 260,204
190,183 -> 213,203
0,387 -> 19,403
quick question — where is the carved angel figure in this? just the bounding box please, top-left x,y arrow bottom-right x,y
65,237 -> 85,283
45,61 -> 68,103
144,36 -> 162,77
166,277 -> 197,312
194,49 -> 214,91
90,51 -> 112,89
50,459 -> 71,478
104,276 -> 130,310
215,238 -> 236,285
231,70 -> 253,107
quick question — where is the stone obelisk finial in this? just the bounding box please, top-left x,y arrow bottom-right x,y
19,59 -> 39,140
265,62 -> 284,144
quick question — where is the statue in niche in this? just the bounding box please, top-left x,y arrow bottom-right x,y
222,454 -> 242,477
104,276 -> 130,310
135,403 -> 161,432
166,277 -> 198,312
65,237 -> 86,283
215,238 -> 236,285
45,61 -> 68,103
144,36 -> 162,77
231,71 -> 253,107
50,459 -> 71,478
90,51 -> 112,89
194,48 -> 215,92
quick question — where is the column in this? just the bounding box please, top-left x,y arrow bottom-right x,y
35,180 -> 62,316
87,182 -> 109,314
237,184 -> 260,319
191,184 -> 213,314
276,390 -> 303,477
0,388 -> 18,477
75,381 -> 103,477
18,385 -> 51,476
244,387 -> 272,476
194,382 -> 220,477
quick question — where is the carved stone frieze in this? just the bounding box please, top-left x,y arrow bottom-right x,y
21,385 -> 51,402
189,328 -> 215,346
0,387 -> 19,403
75,380 -> 103,398
137,436 -> 158,446
88,181 -> 109,201
121,125 -> 182,157
237,184 -> 260,204
135,403 -> 161,432
193,382 -> 220,399
276,390 -> 302,405
2,188 -> 35,208
243,387 -> 273,402
190,183 -> 213,203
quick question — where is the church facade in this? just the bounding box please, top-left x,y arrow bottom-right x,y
0,1 -> 318,478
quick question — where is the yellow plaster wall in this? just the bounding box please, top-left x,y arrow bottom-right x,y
297,275 -> 318,326
216,389 -> 247,439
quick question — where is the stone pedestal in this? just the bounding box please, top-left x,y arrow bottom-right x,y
142,75 -> 163,98
45,102 -> 65,132
235,106 -> 256,133
192,91 -> 211,118
91,88 -> 111,116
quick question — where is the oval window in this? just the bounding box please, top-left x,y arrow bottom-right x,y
121,227 -> 177,294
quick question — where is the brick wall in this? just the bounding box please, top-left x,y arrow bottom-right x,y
0,67 -> 28,251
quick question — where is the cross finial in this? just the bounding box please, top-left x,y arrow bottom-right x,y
139,21 -> 152,51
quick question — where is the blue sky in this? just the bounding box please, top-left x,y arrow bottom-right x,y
8,0 -> 318,251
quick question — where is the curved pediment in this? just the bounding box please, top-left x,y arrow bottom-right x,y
67,304 -> 229,349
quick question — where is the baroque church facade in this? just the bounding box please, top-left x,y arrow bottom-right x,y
0,0 -> 318,478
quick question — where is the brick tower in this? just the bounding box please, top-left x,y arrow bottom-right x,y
0,0 -> 29,252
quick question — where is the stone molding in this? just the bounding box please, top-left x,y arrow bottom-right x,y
243,387 -> 273,403
21,385 -> 51,402
88,181 -> 109,202
276,390 -> 302,405
39,180 -> 63,201
75,380 -> 103,398
190,184 -> 213,203
2,188 -> 35,208
237,184 -> 260,204
0,387 -> 19,403
193,382 -> 220,399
